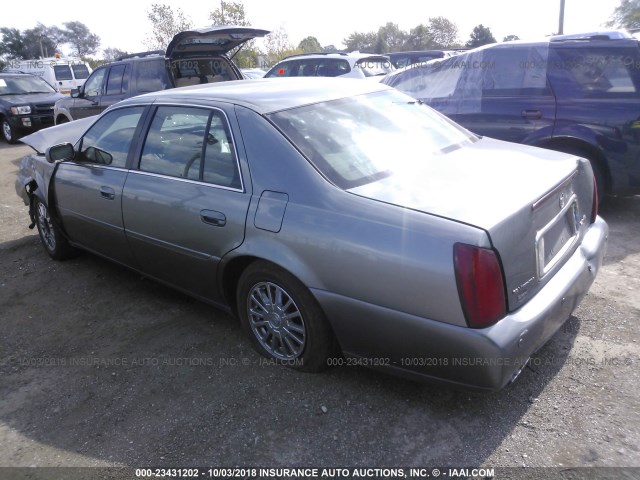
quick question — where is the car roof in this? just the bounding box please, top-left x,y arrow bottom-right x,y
118,77 -> 391,114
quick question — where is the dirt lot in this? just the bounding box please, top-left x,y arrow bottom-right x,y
1,142 -> 639,473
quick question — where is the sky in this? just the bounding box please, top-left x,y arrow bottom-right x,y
2,0 -> 624,57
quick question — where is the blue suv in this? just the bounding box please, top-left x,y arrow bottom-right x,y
382,32 -> 640,198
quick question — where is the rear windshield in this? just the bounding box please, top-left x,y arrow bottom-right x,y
268,90 -> 475,189
355,57 -> 395,77
72,64 -> 91,79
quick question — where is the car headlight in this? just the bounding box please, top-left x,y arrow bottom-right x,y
10,105 -> 31,115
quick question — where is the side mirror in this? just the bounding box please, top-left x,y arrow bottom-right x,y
45,143 -> 75,164
83,146 -> 113,165
70,88 -> 80,98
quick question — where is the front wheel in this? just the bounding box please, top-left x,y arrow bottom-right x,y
237,261 -> 337,372
34,198 -> 77,260
2,119 -> 17,144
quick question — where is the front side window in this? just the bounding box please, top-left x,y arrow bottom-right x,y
269,90 -> 475,189
83,68 -> 106,97
79,107 -> 145,168
139,106 -> 241,188
265,60 -> 298,78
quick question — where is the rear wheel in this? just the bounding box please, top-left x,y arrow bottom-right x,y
34,198 -> 77,260
237,261 -> 337,372
2,118 -> 17,144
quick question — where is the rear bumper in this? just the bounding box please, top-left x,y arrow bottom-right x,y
314,216 -> 608,391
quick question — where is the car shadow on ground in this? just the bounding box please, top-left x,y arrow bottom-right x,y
0,235 -> 583,467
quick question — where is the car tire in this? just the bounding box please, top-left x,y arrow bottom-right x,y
2,118 -> 18,144
237,261 -> 337,372
56,116 -> 69,125
34,198 -> 78,260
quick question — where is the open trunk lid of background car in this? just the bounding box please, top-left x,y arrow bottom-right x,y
348,137 -> 597,312
166,26 -> 270,59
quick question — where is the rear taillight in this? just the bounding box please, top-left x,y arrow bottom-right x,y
453,243 -> 507,328
590,176 -> 598,224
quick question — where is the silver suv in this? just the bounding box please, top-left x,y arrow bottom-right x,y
264,52 -> 394,79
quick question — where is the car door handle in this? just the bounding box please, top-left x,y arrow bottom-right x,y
200,210 -> 226,227
521,109 -> 542,119
100,186 -> 116,200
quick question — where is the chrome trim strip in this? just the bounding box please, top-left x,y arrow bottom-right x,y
535,194 -> 579,279
127,169 -> 244,193
532,170 -> 577,211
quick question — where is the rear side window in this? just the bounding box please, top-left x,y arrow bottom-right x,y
549,46 -> 640,97
53,65 -> 73,81
136,59 -> 168,93
106,64 -> 129,95
139,106 -> 241,189
72,64 -> 90,79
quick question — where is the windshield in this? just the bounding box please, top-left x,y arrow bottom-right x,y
0,75 -> 56,94
268,90 -> 475,189
356,57 -> 395,77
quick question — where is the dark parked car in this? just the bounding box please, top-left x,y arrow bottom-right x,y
54,26 -> 269,124
382,32 -> 640,198
387,50 -> 456,69
16,78 -> 607,391
0,73 -> 65,143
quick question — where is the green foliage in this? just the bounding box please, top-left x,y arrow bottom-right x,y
63,21 -> 100,57
144,3 -> 193,51
0,23 -> 65,59
607,0 -> 640,28
209,1 -> 251,26
343,32 -> 377,52
264,26 -> 301,65
102,47 -> 129,62
298,36 -> 322,53
344,17 -> 460,54
466,24 -> 496,48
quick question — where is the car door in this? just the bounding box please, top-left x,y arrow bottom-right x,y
53,106 -> 146,265
453,45 -> 556,144
70,66 -> 107,120
122,105 -> 250,301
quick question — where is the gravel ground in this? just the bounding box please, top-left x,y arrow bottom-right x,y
0,142 -> 639,477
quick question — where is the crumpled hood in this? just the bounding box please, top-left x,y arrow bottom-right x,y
20,116 -> 97,153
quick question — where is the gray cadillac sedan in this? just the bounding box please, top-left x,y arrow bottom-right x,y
15,78 -> 608,391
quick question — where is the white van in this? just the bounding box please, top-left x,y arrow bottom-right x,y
3,55 -> 92,94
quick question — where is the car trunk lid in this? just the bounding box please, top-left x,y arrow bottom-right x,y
348,137 -> 596,311
166,26 -> 270,59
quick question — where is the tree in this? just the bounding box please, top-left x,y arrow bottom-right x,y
209,1 -> 251,26
322,44 -> 338,53
144,3 -> 193,51
466,24 -> 496,48
428,17 -> 459,48
63,21 -> 100,57
343,32 -> 377,52
376,22 -> 406,53
404,24 -> 432,50
264,26 -> 300,65
503,35 -> 520,42
102,47 -> 128,62
298,36 -> 322,53
606,0 -> 640,29
0,24 -> 63,59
